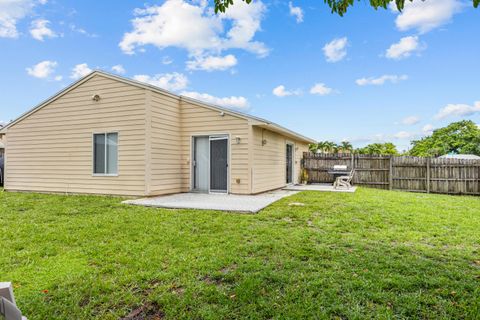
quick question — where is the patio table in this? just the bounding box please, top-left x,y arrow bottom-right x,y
327,170 -> 351,183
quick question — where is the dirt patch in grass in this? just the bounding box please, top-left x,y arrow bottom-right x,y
120,302 -> 164,320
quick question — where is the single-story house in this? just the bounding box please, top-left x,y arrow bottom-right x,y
0,71 -> 315,196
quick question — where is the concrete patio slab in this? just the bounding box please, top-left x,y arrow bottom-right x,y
283,183 -> 357,193
123,190 -> 299,213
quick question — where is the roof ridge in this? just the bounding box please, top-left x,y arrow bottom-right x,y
1,69 -> 316,143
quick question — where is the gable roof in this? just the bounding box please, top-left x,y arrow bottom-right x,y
0,70 -> 316,143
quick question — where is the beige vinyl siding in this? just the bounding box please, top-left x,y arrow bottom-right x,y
251,126 -> 310,193
251,127 -> 286,193
5,74 -> 147,196
148,90 -> 182,195
179,100 -> 250,194
295,141 -> 309,183
3,70 -> 313,196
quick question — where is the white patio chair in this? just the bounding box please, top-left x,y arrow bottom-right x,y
0,283 -> 27,320
333,169 -> 355,189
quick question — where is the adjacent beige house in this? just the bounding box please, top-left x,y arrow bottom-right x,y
0,71 -> 314,196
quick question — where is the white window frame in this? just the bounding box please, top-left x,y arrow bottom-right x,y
190,133 -> 231,194
92,132 -> 119,177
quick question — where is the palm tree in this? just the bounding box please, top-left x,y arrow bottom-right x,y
308,143 -> 318,153
324,141 -> 337,153
316,141 -> 328,153
341,141 -> 353,153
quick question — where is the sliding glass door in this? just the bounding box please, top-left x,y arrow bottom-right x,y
193,135 -> 229,193
286,143 -> 294,184
210,137 -> 228,192
193,136 -> 209,192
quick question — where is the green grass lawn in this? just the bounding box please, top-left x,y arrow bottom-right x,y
1,188 -> 479,319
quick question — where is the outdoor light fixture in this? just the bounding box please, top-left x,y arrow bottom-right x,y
262,139 -> 267,146
235,136 -> 241,144
92,94 -> 101,102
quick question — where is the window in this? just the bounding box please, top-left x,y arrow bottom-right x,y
93,132 -> 118,175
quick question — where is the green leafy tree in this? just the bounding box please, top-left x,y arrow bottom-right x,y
409,120 -> 480,157
356,142 -> 399,155
309,141 -> 344,153
340,141 -> 353,153
308,143 -> 319,152
316,141 -> 327,153
323,141 -> 337,153
214,0 -> 479,15
309,142 -> 324,153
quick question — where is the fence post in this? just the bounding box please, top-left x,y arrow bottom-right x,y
426,157 -> 430,193
389,156 -> 393,190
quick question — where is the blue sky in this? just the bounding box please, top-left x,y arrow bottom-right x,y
1,0 -> 479,150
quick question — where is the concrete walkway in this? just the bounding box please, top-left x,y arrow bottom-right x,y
123,190 -> 298,213
284,183 -> 357,193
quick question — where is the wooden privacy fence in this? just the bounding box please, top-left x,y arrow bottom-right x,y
302,152 -> 480,196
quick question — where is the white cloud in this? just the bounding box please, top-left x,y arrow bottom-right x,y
186,54 -> 237,71
182,91 -> 249,109
394,131 -> 414,139
347,133 -> 388,144
392,0 -> 463,33
26,60 -> 60,80
272,85 -> 301,97
162,56 -> 173,65
70,63 -> 92,79
69,24 -> 98,38
385,36 -> 423,60
29,19 -> 56,41
220,0 -> 268,56
422,124 -> 434,135
111,64 -> 126,74
120,0 -> 268,68
0,0 -> 37,38
133,72 -> 188,91
401,116 -> 420,125
323,37 -> 348,63
310,83 -> 333,96
288,2 -> 303,23
435,101 -> 480,120
356,74 -> 408,86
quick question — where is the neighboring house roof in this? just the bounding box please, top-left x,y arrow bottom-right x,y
439,154 -> 480,160
0,70 -> 316,144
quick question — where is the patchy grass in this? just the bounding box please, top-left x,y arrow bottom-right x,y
1,188 -> 479,319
